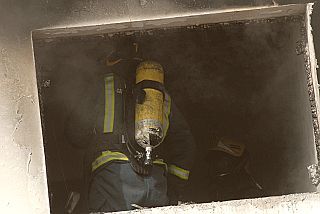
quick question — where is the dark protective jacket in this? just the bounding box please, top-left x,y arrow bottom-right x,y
64,60 -> 195,203
204,150 -> 265,201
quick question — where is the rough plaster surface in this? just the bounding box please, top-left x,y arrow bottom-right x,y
108,192 -> 320,214
33,4 -> 306,39
0,0 -> 319,213
0,40 -> 49,213
304,4 -> 320,188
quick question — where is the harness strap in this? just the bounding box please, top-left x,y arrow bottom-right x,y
135,80 -> 166,94
134,80 -> 166,104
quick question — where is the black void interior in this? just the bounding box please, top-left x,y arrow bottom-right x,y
33,16 -> 317,213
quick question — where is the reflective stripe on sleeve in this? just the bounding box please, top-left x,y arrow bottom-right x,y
103,74 -> 115,133
168,164 -> 190,180
162,93 -> 171,140
153,159 -> 168,171
92,151 -> 129,172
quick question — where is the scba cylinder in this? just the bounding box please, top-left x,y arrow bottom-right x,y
135,61 -> 164,150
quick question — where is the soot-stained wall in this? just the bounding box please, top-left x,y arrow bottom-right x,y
1,0 -> 319,213
33,15 -> 316,212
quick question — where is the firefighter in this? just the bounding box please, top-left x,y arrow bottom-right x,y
65,38 -> 195,212
204,136 -> 264,201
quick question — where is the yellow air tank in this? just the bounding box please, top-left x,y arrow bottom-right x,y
135,61 -> 164,157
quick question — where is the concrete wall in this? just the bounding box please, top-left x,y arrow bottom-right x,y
113,192 -> 320,214
245,18 -> 316,194
179,16 -> 317,200
0,0 -> 319,213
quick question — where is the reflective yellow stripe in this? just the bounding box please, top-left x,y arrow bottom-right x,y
168,164 -> 190,180
92,151 -> 128,172
92,151 -> 169,172
153,159 -> 168,171
103,75 -> 115,133
162,93 -> 171,140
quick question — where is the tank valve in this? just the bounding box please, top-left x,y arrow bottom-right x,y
144,146 -> 152,166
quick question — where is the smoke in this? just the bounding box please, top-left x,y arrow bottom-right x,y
33,16 -> 316,205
